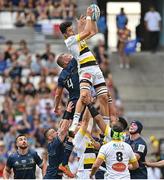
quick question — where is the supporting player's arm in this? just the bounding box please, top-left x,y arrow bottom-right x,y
3,165 -> 12,179
58,102 -> 74,142
90,157 -> 104,178
54,86 -> 64,114
87,103 -> 107,133
128,160 -> 139,170
128,147 -> 139,170
144,160 -> 164,168
89,135 -> 101,150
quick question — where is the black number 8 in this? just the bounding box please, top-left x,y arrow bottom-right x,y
116,152 -> 123,162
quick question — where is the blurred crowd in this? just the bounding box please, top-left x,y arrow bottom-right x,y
0,0 -> 77,27
0,39 -> 124,177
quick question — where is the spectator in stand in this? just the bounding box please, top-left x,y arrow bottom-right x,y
116,7 -> 128,30
14,11 -> 26,28
47,0 -> 54,18
3,126 -> 17,152
117,22 -> 131,69
5,52 -> 22,78
93,40 -> 106,65
42,43 -> 53,61
17,45 -> 31,68
106,73 -> 124,116
26,0 -> 35,9
36,0 -> 48,20
26,10 -> 36,26
18,0 -> 26,11
97,11 -> 108,49
42,52 -> 59,76
4,40 -> 16,60
30,54 -> 43,75
61,0 -> 76,20
50,1 -> 62,19
0,0 -> 4,10
0,52 -> 8,75
144,6 -> 162,53
116,8 -> 128,50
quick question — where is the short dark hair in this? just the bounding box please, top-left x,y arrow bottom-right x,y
15,134 -> 27,149
15,134 -> 26,143
56,54 -> 64,68
118,117 -> 128,130
59,22 -> 72,34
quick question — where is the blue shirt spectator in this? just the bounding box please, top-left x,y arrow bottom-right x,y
116,8 -> 128,29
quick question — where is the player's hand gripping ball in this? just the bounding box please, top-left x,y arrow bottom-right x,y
90,4 -> 100,21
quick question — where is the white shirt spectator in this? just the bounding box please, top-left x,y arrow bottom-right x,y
147,167 -> 161,179
144,11 -> 161,31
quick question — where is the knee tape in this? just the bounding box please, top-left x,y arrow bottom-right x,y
96,87 -> 108,96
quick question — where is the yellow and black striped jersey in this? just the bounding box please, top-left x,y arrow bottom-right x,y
64,34 -> 96,66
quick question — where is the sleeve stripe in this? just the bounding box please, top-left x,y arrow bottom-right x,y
79,128 -> 86,136
104,125 -> 109,137
76,34 -> 80,42
129,158 -> 137,163
98,154 -> 105,161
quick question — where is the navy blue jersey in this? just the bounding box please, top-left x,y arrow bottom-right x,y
6,149 -> 43,179
58,58 -> 80,101
125,136 -> 147,179
44,136 -> 65,179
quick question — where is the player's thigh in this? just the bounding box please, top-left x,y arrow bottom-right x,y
92,66 -> 106,87
79,68 -> 93,88
79,81 -> 91,101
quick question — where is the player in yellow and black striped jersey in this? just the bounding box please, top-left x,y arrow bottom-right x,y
59,6 -> 110,132
72,108 -> 100,179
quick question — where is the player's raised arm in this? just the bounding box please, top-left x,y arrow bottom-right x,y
58,101 -> 74,142
144,160 -> 164,168
77,14 -> 98,39
78,7 -> 94,40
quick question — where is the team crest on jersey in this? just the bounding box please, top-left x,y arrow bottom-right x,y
82,73 -> 92,79
112,162 -> 126,172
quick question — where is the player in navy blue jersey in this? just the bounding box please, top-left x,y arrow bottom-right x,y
3,135 -> 45,179
54,54 -> 80,177
54,53 -> 80,119
44,102 -> 74,179
125,120 -> 147,179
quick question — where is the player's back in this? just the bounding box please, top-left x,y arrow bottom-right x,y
99,140 -> 136,179
58,58 -> 80,101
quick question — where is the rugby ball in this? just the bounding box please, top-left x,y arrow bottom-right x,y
90,4 -> 100,21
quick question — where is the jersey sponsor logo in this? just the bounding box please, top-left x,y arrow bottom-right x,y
21,159 -> 27,163
113,143 -> 124,150
138,144 -> 145,153
82,73 -> 92,79
112,162 -> 126,172
15,161 -> 19,165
